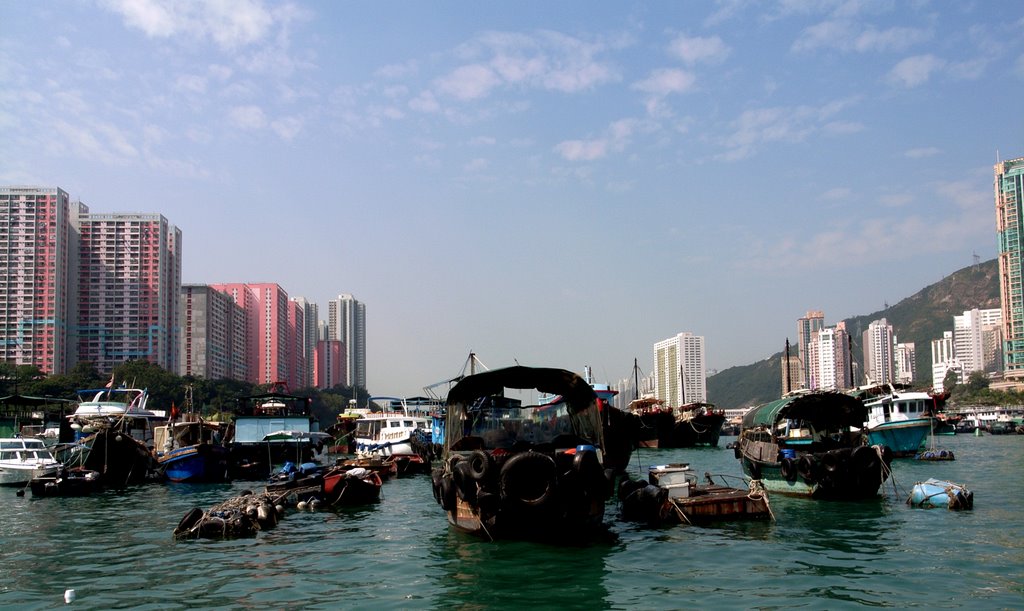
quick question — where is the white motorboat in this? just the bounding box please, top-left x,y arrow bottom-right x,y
0,437 -> 61,486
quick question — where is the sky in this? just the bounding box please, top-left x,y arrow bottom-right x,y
2,1 -> 1023,398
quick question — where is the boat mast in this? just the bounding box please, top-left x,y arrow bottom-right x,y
785,338 -> 792,393
633,358 -> 639,401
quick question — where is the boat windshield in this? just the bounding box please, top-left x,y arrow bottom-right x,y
447,395 -> 602,451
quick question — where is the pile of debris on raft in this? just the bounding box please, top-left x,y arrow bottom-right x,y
173,465 -> 325,540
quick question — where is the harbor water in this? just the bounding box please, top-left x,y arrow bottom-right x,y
2,434 -> 1022,610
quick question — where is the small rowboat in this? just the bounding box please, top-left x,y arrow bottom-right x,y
907,478 -> 973,510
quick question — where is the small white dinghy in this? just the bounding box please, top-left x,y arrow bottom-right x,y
907,478 -> 973,510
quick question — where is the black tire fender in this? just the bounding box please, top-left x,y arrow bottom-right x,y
439,474 -> 456,511
797,454 -> 818,483
175,507 -> 204,535
468,450 -> 494,483
499,451 -> 557,508
780,457 -> 797,482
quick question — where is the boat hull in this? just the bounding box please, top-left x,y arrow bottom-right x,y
63,429 -> 159,486
0,463 -> 60,486
669,414 -> 726,447
866,418 -> 931,457
737,445 -> 892,500
159,444 -> 231,482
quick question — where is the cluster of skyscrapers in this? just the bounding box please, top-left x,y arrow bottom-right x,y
0,186 -> 365,391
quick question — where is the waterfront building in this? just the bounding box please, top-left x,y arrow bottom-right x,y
72,207 -> 181,374
996,156 -> 1024,379
179,284 -> 248,381
653,332 -> 706,406
0,187 -> 73,374
327,294 -> 366,390
954,308 -> 1003,377
796,310 -> 823,389
862,318 -> 895,385
314,339 -> 345,390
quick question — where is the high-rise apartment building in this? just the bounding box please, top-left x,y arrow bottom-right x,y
931,331 -> 959,391
291,297 -> 318,389
862,318 -> 895,385
996,157 -> 1024,379
954,308 -> 1003,377
894,341 -> 916,385
0,187 -> 73,374
179,284 -> 248,381
653,332 -> 706,405
73,208 -> 181,374
796,311 -> 824,389
781,338 -> 802,395
210,283 -> 296,387
314,339 -> 345,390
804,322 -> 853,391
327,294 -> 366,390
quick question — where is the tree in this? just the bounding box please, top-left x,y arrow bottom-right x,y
965,370 -> 990,393
942,369 -> 959,394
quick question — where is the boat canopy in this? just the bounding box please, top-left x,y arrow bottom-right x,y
447,366 -> 597,413
742,391 -> 866,430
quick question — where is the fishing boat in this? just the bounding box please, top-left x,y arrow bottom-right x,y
431,366 -> 614,543
0,436 -> 61,485
907,478 -> 974,510
229,384 -> 325,479
619,463 -> 772,524
59,386 -> 165,486
669,402 -> 727,447
854,384 -> 937,457
626,397 -> 673,448
156,419 -> 231,482
735,390 -> 893,499
352,396 -> 433,475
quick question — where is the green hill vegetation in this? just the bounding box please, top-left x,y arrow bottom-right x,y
708,259 -> 1001,409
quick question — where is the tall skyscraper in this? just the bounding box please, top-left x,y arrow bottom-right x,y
996,156 -> 1024,379
210,283 -> 295,387
653,332 -> 706,405
291,297 -> 318,389
931,331 -> 959,391
73,208 -> 181,374
314,339 -> 345,390
894,340 -> 916,385
327,294 -> 366,390
179,284 -> 248,381
796,311 -> 824,389
862,318 -> 895,385
953,308 -> 1002,377
0,187 -> 73,374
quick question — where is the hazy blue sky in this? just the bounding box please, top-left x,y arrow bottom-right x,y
3,1 -> 1022,397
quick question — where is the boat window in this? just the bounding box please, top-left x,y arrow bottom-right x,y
0,451 -> 13,460
403,420 -> 413,428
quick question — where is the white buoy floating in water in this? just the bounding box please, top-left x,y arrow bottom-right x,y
64,588 -> 76,604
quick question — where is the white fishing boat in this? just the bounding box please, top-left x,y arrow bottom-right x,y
0,437 -> 61,486
353,396 -> 433,474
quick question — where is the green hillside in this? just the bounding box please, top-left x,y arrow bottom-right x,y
707,259 -> 1000,409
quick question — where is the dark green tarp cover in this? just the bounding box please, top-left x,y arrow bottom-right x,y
742,391 -> 866,430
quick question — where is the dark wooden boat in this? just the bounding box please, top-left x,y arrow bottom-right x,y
322,466 -> 383,505
431,366 -> 614,543
735,390 -> 893,499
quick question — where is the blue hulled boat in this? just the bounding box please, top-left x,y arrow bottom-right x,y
156,419 -> 231,483
855,385 -> 939,457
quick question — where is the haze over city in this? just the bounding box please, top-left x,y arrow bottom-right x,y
3,1 -> 1022,396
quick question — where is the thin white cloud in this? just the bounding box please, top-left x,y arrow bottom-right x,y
101,0 -> 275,50
175,74 -> 207,94
717,100 -> 855,160
793,20 -> 931,54
667,35 -> 731,65
904,147 -> 941,159
887,54 -> 946,88
435,64 -> 502,101
271,116 -> 303,140
632,69 -> 697,95
228,105 -> 266,129
554,118 -> 639,162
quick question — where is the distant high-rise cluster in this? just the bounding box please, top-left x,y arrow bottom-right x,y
2,185 -> 367,392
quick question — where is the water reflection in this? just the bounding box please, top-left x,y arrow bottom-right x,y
427,528 -> 613,610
